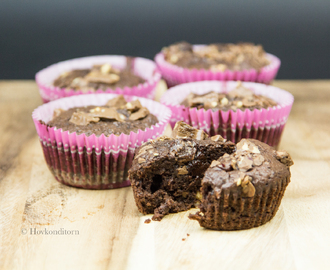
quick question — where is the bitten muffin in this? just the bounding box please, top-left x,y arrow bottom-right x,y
189,138 -> 293,230
128,121 -> 235,221
53,60 -> 145,92
163,42 -> 270,72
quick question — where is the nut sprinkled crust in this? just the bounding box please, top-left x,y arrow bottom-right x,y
181,82 -> 278,112
53,59 -> 145,92
162,42 -> 270,71
189,139 -> 293,230
128,123 -> 235,221
46,95 -> 158,136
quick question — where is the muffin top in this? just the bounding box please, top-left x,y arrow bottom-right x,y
46,95 -> 158,136
181,82 -> 278,112
53,58 -> 145,92
162,41 -> 270,71
202,138 -> 293,198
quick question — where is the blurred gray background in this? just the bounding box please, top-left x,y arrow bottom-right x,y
0,0 -> 329,79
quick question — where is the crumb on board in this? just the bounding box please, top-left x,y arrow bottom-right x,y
182,238 -> 186,241
187,233 -> 190,236
144,218 -> 151,224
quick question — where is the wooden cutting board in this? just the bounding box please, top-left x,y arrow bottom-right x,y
1,80 -> 330,270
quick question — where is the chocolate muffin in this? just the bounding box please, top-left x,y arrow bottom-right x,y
53,60 -> 145,92
162,42 -> 270,72
128,121 -> 235,221
46,95 -> 158,136
189,139 -> 293,230
181,82 -> 277,112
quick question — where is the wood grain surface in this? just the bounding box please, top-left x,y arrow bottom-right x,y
0,80 -> 330,270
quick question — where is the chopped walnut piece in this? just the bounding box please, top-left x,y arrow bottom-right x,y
210,160 -> 221,168
196,191 -> 202,201
172,121 -> 208,140
125,99 -> 142,112
129,107 -> 150,121
237,156 -> 253,171
90,107 -> 125,122
253,155 -> 265,166
220,97 -> 229,105
106,95 -> 127,107
69,112 -> 100,126
236,172 -> 246,186
210,135 -> 226,143
85,71 -> 120,84
53,108 -> 65,118
237,139 -> 260,154
100,63 -> 112,74
275,150 -> 294,167
242,181 -> 255,197
138,158 -> 146,164
177,166 -> 189,175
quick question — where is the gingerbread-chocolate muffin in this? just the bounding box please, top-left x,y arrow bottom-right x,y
128,121 -> 235,221
162,42 -> 270,72
53,60 -> 145,92
189,138 -> 293,230
46,95 -> 158,136
181,82 -> 277,112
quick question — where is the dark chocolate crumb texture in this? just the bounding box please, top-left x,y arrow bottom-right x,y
46,95 -> 158,136
128,121 -> 236,221
181,82 -> 278,112
162,42 -> 270,71
189,139 -> 293,230
53,59 -> 145,92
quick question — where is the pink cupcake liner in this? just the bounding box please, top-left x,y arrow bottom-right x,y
36,55 -> 162,103
160,81 -> 293,148
32,93 -> 172,189
155,45 -> 281,87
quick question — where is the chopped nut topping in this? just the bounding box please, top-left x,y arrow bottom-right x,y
177,166 -> 189,175
172,121 -> 208,140
221,97 -> 229,105
253,155 -> 265,166
210,135 -> 226,143
163,42 -> 270,72
153,153 -> 159,156
129,107 -> 150,121
275,150 -> 294,167
237,139 -> 260,154
90,107 -> 125,122
237,156 -> 253,171
125,100 -> 142,112
138,158 -> 146,164
100,63 -> 112,74
85,71 -> 120,84
69,112 -> 100,126
236,172 -> 246,186
242,181 -> 255,197
181,81 -> 277,112
196,191 -> 202,201
210,160 -> 221,168
106,95 -> 127,107
53,108 -> 65,118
